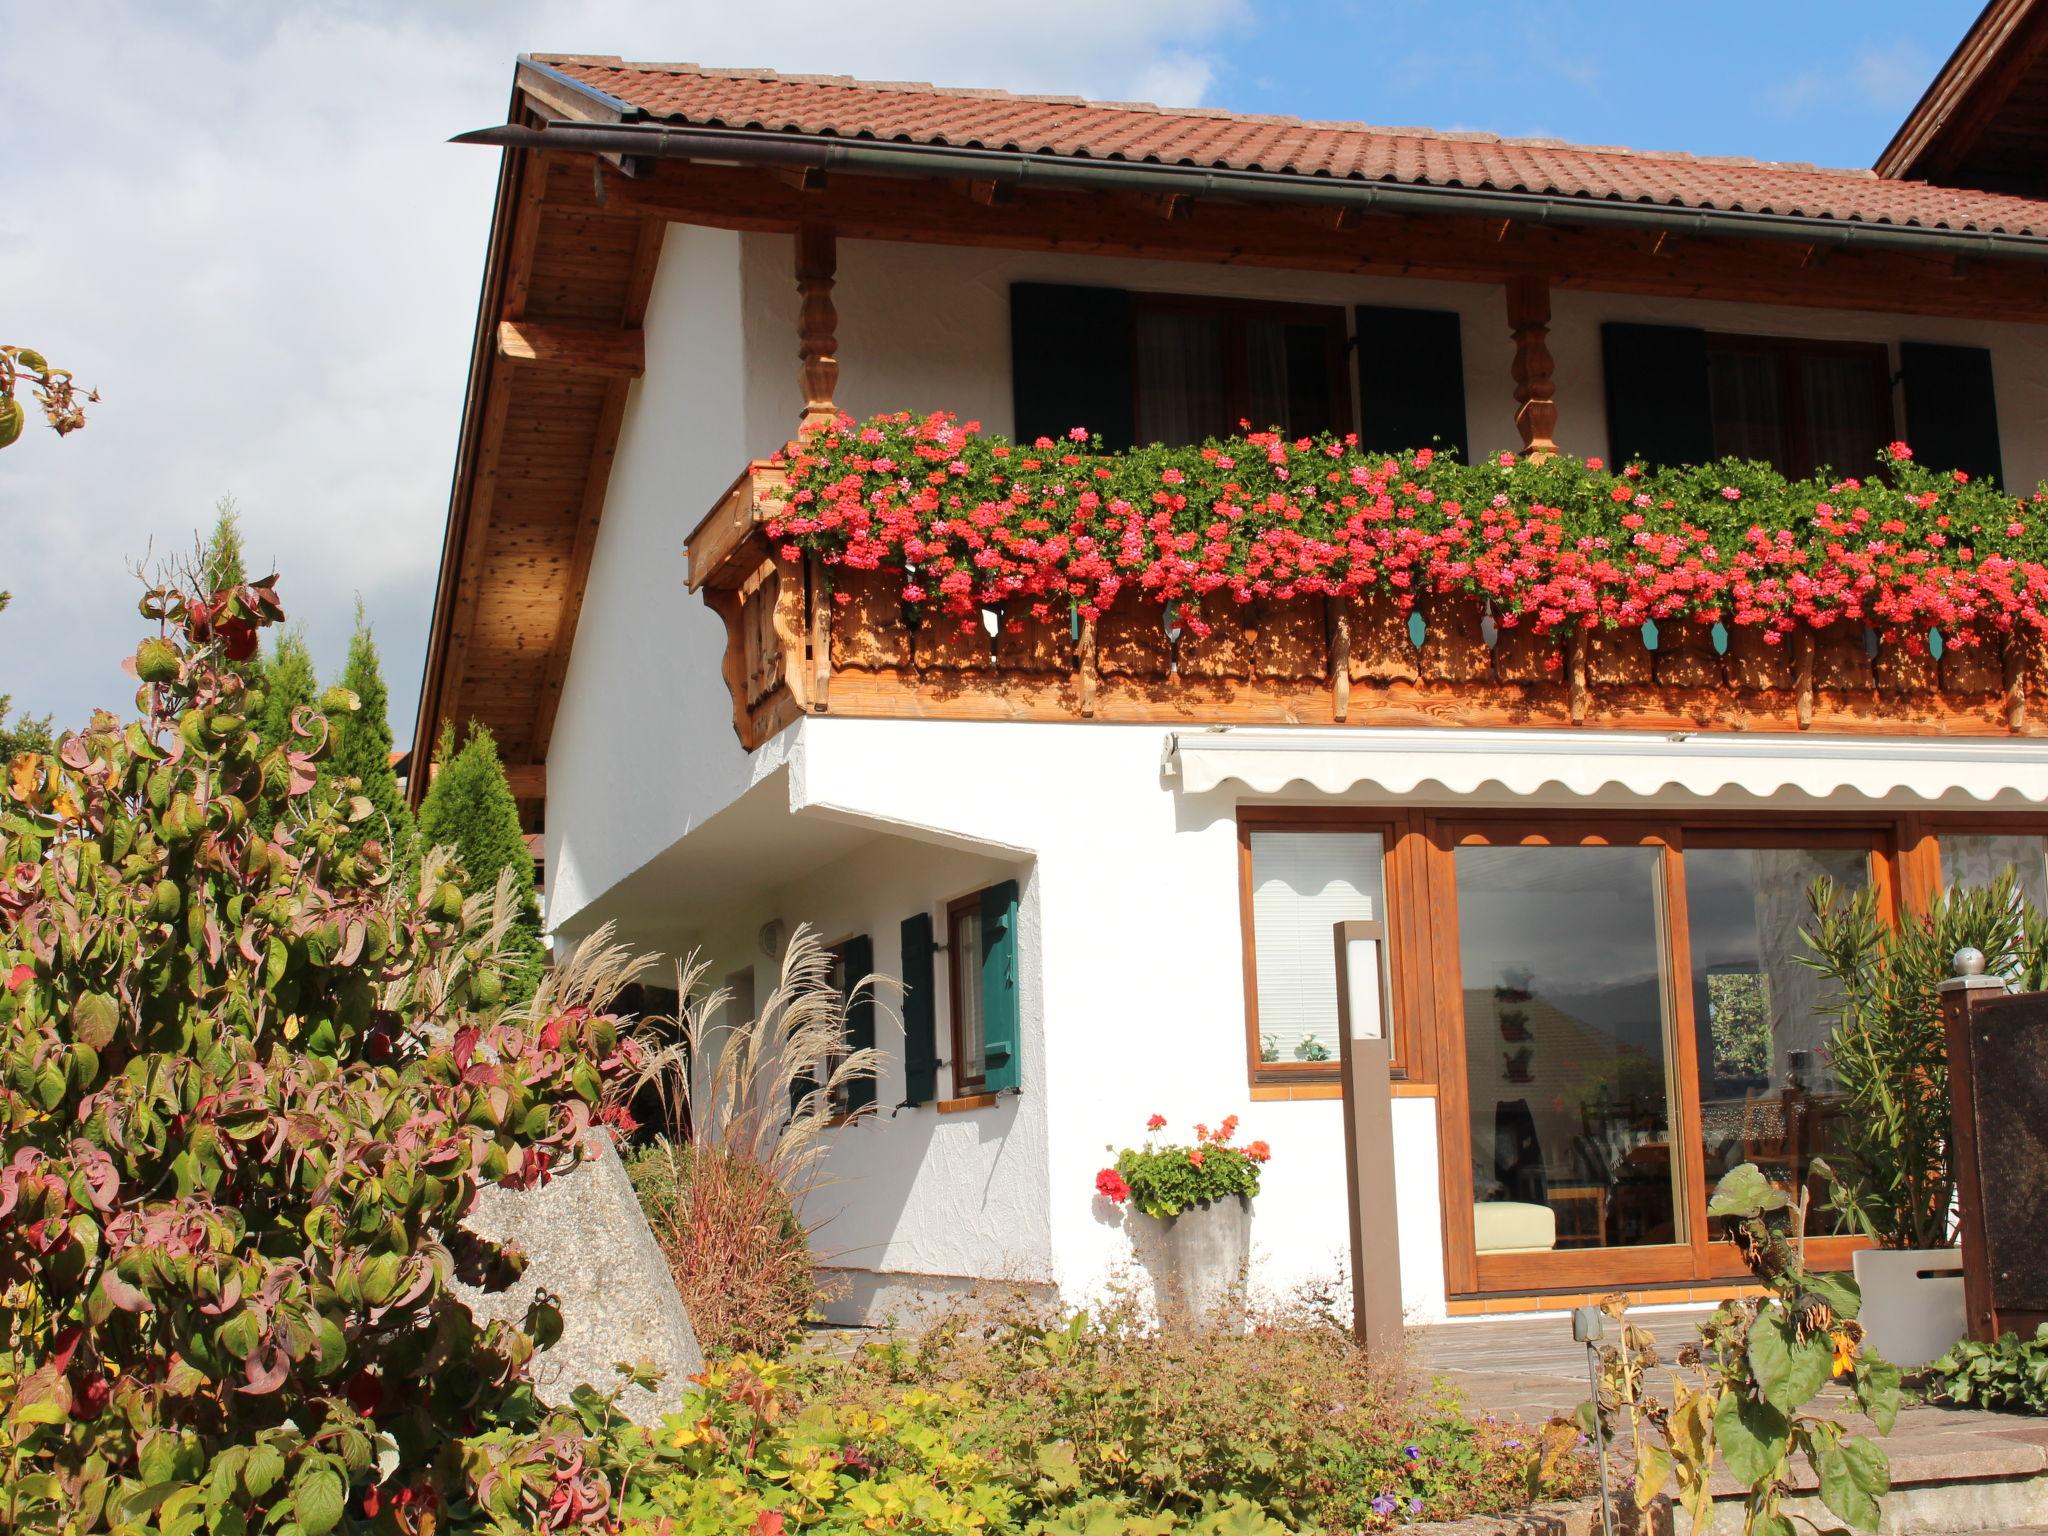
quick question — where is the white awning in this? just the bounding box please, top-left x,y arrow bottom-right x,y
1162,727 -> 2048,806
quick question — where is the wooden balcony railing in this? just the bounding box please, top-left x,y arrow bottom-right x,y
686,462 -> 2040,751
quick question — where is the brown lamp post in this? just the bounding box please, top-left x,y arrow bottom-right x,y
1334,917 -> 1404,1352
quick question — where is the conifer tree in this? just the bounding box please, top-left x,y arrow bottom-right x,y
256,627 -> 318,755
418,722 -> 545,999
327,603 -> 416,881
201,496 -> 247,591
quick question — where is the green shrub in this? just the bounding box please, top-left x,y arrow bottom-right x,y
835,1295 -> 1587,1532
419,723 -> 545,1001
1097,1115 -> 1270,1219
1931,1325 -> 2048,1415
1802,872 -> 2048,1249
477,1306 -> 1585,1536
0,564 -> 636,1529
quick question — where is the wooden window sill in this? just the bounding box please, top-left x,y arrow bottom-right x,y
1250,1079 -> 1435,1101
937,1092 -> 998,1114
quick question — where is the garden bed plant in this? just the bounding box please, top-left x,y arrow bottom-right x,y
767,412 -> 2048,653
1096,1114 -> 1270,1219
528,1293 -> 1589,1535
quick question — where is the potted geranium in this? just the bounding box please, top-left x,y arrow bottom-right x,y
1096,1114 -> 1270,1324
1803,871 -> 2048,1366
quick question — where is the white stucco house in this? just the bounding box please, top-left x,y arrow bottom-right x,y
415,16 -> 2048,1324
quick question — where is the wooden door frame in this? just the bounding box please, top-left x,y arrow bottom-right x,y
1428,810 -> 1907,1299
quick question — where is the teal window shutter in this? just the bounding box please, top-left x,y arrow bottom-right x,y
979,880 -> 1021,1093
839,934 -> 875,1113
899,913 -> 938,1106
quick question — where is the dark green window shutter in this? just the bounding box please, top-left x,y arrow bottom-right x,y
1011,284 -> 1134,451
1601,322 -> 1714,469
1355,306 -> 1468,461
838,933 -> 876,1113
1902,342 -> 2003,487
899,913 -> 938,1106
979,880 -> 1021,1093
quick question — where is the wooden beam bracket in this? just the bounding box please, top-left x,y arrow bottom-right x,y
496,319 -> 645,378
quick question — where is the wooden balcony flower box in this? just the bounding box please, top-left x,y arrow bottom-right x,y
686,462 -> 2042,751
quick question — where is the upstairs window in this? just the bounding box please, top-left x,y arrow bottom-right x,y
1132,295 -> 1351,446
1705,335 -> 1892,481
1010,283 -> 1350,451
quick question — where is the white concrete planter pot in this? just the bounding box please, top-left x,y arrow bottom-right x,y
1853,1246 -> 1967,1368
1138,1196 -> 1251,1327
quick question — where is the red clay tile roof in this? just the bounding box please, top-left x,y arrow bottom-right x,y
532,55 -> 2048,237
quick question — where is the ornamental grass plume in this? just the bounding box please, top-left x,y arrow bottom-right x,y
626,927 -> 883,1356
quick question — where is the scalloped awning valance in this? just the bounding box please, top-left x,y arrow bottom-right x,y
1162,727 -> 2048,805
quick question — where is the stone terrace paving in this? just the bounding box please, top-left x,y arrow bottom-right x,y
1416,1308 -> 2048,1533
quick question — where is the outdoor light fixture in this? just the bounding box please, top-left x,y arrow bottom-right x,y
1334,919 -> 1402,1354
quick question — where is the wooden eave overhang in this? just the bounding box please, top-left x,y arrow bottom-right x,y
1878,0 -> 2048,195
415,60 -> 2048,828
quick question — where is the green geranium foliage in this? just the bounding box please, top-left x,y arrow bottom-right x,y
1932,1324 -> 2048,1416
0,566 -> 636,1531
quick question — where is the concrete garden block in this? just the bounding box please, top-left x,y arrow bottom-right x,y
1133,1196 -> 1251,1327
456,1133 -> 703,1426
1853,1246 -> 1966,1369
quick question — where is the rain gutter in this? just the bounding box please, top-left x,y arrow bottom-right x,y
453,114 -> 2048,266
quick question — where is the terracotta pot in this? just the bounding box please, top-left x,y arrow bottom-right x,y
1254,599 -> 1327,681
1853,1248 -> 1966,1368
1417,594 -> 1492,683
1344,592 -> 1420,684
1133,1196 -> 1250,1329
1653,619 -> 1724,689
829,567 -> 912,672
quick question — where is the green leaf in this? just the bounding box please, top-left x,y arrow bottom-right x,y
1805,1269 -> 1862,1322
242,1445 -> 286,1500
0,398 -> 23,450
217,1308 -> 262,1362
1817,1435 -> 1889,1533
1749,1312 -> 1833,1413
1713,1389 -> 1790,1488
1854,1355 -> 1903,1435
1708,1163 -> 1790,1219
292,1466 -> 345,1536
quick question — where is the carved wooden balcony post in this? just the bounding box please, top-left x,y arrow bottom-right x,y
796,223 -> 839,431
1506,274 -> 1558,459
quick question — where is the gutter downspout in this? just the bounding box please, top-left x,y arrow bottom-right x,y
451,118 -> 2048,266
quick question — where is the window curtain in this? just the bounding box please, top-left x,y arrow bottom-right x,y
1249,831 -> 1386,1066
1135,310 -> 1226,446
1801,353 -> 1887,480
1245,318 -> 1290,434
1709,351 -> 1788,471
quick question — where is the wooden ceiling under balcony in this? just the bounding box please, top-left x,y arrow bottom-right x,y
414,69 -> 2048,829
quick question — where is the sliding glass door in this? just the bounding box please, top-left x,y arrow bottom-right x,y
1446,822 -> 1889,1290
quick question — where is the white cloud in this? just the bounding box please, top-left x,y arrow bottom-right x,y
1771,40 -> 1932,123
1,0 -> 1247,744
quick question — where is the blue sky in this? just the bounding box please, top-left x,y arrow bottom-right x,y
1219,3 -> 1959,167
1,1 -> 1985,747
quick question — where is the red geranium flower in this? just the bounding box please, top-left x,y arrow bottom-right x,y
1095,1167 -> 1131,1204
1246,1141 -> 1272,1163
1145,1113 -> 1167,1132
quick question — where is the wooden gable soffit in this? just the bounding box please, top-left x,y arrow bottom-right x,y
563,158 -> 2048,324
1877,0 -> 2048,190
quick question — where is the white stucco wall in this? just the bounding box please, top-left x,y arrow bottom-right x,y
737,232 -> 2048,489
543,224 -> 2048,1325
